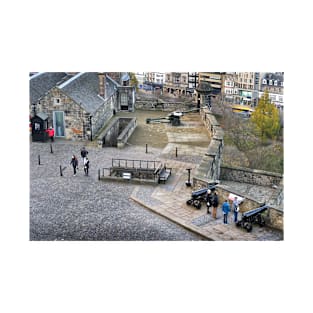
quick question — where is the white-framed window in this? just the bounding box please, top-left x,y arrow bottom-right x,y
269,80 -> 273,85
262,79 -> 267,84
274,80 -> 278,86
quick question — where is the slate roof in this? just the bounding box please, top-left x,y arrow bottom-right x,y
58,72 -> 117,114
263,72 -> 284,83
29,72 -> 69,104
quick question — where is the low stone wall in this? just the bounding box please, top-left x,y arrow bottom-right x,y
117,118 -> 137,148
220,165 -> 283,187
135,99 -> 194,112
193,108 -> 224,185
97,117 -> 137,148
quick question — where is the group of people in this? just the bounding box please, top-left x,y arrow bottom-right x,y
70,147 -> 90,177
206,190 -> 240,224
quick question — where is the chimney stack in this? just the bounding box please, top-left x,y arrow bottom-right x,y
98,72 -> 106,98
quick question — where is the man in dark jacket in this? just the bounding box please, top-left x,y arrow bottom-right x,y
70,155 -> 78,176
81,147 -> 88,160
212,192 -> 219,219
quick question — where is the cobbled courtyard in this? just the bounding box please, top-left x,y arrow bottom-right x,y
29,140 -> 205,241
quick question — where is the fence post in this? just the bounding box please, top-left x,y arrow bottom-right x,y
60,165 -> 63,176
146,144 -> 148,153
38,155 -> 41,165
175,147 -> 178,157
98,169 -> 100,180
50,144 -> 53,153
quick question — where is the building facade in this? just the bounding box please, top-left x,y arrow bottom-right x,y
163,72 -> 189,96
259,72 -> 284,109
30,72 -> 135,141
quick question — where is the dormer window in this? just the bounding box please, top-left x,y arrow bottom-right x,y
262,79 -> 267,84
269,80 -> 273,85
274,80 -> 278,86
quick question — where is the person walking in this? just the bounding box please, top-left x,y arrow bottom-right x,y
80,147 -> 88,163
46,126 -> 55,142
83,157 -> 90,176
212,191 -> 219,219
222,199 -> 231,224
70,155 -> 78,176
206,189 -> 213,214
232,196 -> 239,223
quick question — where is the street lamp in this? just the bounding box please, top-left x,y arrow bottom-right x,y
185,168 -> 192,187
89,115 -> 93,141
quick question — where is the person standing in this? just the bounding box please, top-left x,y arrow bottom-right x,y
222,199 -> 231,224
232,196 -> 239,223
70,155 -> 78,176
80,147 -> 88,163
212,191 -> 219,219
206,189 -> 213,214
83,157 -> 90,176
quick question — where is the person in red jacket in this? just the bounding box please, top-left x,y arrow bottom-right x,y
47,127 -> 55,142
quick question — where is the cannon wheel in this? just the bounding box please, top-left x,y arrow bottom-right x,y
186,199 -> 193,206
193,200 -> 201,209
244,222 -> 252,232
256,215 -> 265,227
236,221 -> 242,227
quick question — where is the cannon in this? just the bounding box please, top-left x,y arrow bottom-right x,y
146,109 -> 199,127
186,184 -> 217,210
236,204 -> 269,232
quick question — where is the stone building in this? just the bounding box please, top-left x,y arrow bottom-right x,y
163,72 -> 189,96
30,72 -> 135,141
198,72 -> 226,97
260,72 -> 284,109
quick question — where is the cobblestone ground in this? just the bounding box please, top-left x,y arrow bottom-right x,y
29,140 -> 204,241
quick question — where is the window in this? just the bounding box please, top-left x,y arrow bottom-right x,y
262,79 -> 267,84
274,80 -> 278,86
54,98 -> 61,105
269,80 -> 273,85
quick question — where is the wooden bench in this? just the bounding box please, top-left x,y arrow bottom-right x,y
158,167 -> 172,184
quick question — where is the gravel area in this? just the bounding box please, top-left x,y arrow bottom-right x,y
30,140 -> 204,241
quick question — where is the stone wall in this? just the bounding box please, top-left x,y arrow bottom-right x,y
135,98 -> 194,112
191,107 -> 283,231
36,87 -> 89,140
117,118 -> 137,148
34,87 -> 116,141
193,107 -> 224,185
220,165 -> 283,187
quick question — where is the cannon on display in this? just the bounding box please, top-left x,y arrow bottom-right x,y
236,204 -> 269,232
186,184 -> 218,210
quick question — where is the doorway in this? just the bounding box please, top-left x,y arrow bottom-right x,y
53,111 -> 65,137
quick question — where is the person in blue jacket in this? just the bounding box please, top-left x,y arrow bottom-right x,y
222,199 -> 231,224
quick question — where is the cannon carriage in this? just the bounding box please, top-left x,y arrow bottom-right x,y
236,204 -> 269,232
186,184 -> 217,210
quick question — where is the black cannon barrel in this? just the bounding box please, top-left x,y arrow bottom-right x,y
191,188 -> 208,197
191,184 -> 218,197
242,205 -> 269,218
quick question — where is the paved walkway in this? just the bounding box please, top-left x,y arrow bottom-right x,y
130,157 -> 283,241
